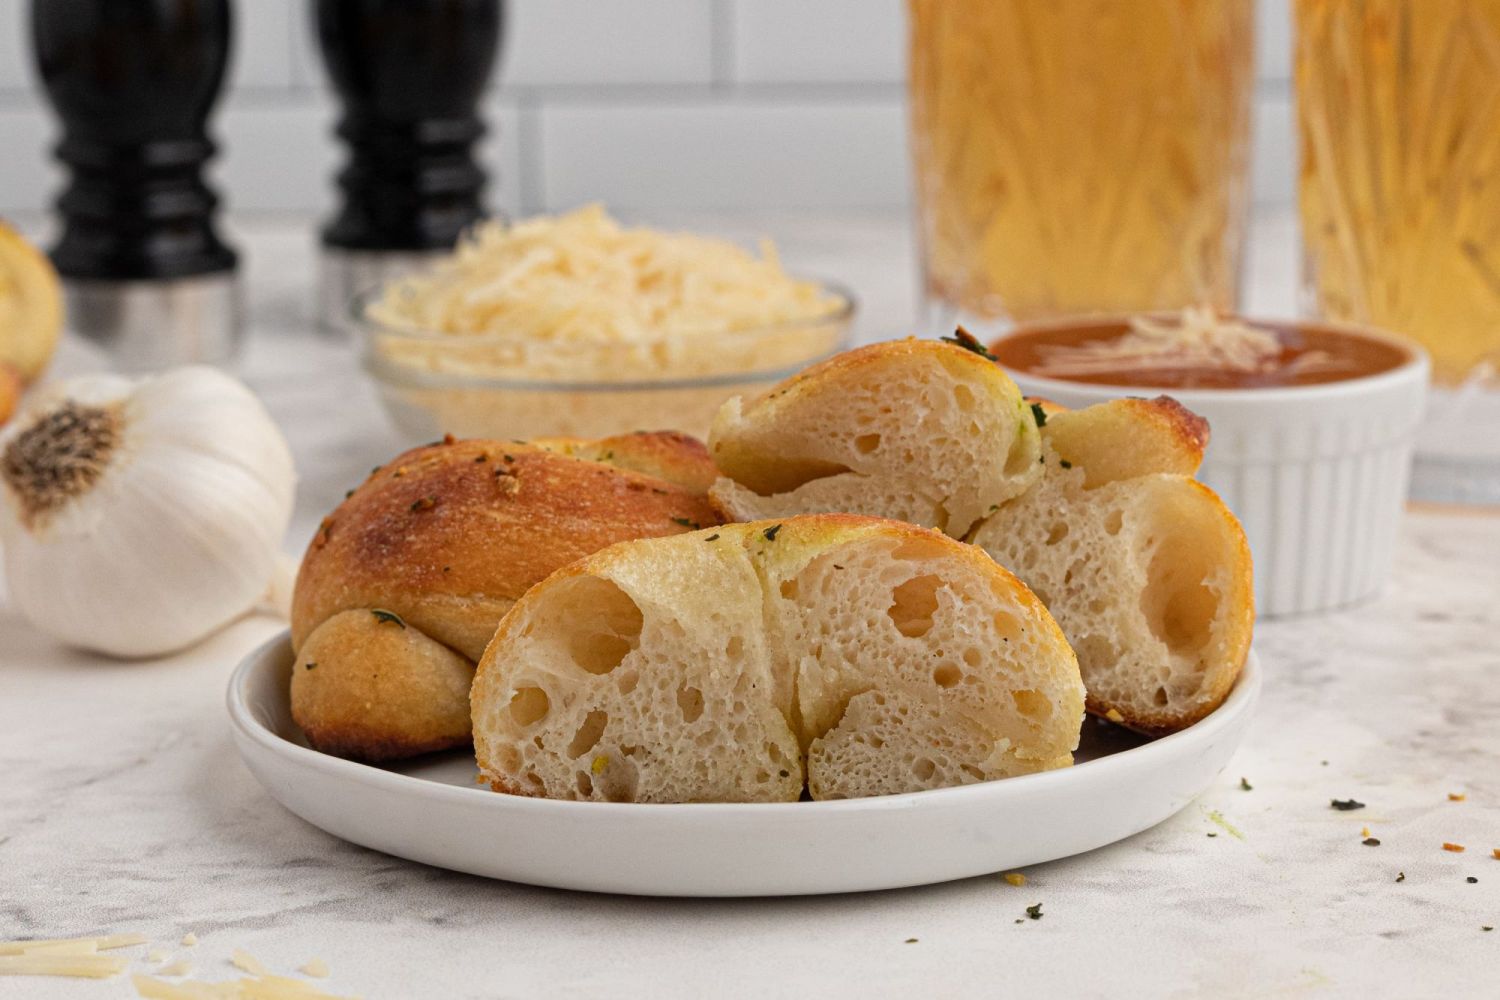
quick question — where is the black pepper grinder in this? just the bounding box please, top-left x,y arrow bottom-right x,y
315,0 -> 504,330
31,0 -> 241,370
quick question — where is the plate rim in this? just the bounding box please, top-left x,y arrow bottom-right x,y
227,629 -> 1262,817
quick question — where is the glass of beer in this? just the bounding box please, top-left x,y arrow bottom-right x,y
907,0 -> 1255,328
1297,0 -> 1500,504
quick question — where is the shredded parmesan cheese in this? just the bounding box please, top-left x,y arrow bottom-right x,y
1002,872 -> 1027,886
149,948 -> 170,963
133,973 -> 358,999
370,204 -> 841,345
0,953 -> 129,978
182,933 -> 198,947
1104,708 -> 1125,723
360,206 -> 849,438
20,940 -> 102,956
0,932 -> 349,996
1029,306 -> 1343,380
230,948 -> 269,976
0,932 -> 146,956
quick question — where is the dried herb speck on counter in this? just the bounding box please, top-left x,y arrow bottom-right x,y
1396,872 -> 1405,882
1363,837 -> 1381,846
1240,777 -> 1253,791
1025,903 -> 1044,920
1467,876 -> 1478,883
904,938 -> 918,944
1331,798 -> 1365,811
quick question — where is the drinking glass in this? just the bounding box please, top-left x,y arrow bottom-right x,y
1297,0 -> 1500,503
908,0 -> 1255,329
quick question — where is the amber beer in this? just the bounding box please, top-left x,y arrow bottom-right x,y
907,0 -> 1254,325
1297,0 -> 1500,386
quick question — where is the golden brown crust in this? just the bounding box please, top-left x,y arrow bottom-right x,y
713,338 -> 1014,490
291,610 -> 475,762
1039,395 -> 1209,486
291,434 -> 720,658
1140,395 -> 1211,455
1025,394 -> 1208,460
290,432 -> 722,762
531,430 -> 717,492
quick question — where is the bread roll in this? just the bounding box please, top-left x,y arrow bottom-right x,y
971,398 -> 1253,733
708,339 -> 1041,538
290,432 -> 720,762
704,341 -> 1253,734
470,515 -> 1085,803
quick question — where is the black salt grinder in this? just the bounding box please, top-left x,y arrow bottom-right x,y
31,0 -> 241,370
315,0 -> 504,330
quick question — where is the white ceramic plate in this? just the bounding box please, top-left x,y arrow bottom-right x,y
228,632 -> 1260,897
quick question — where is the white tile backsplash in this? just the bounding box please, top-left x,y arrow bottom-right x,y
227,0 -> 295,92
215,98 -> 338,215
501,0 -> 714,87
0,0 -> 1300,217
731,0 -> 904,84
1257,0 -> 1293,83
0,103 -> 58,216
1251,87 -> 1296,210
538,98 -> 908,211
0,0 -> 31,90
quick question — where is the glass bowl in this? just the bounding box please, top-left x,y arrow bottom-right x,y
354,283 -> 855,441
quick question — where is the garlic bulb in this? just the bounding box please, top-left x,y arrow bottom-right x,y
0,366 -> 295,657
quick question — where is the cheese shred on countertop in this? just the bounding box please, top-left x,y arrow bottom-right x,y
0,932 -> 354,998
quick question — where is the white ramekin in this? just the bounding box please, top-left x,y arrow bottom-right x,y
1005,323 -> 1430,618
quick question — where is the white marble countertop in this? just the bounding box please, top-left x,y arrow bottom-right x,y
1,213 -> 1497,999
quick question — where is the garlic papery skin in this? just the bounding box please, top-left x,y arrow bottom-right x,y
0,366 -> 296,658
